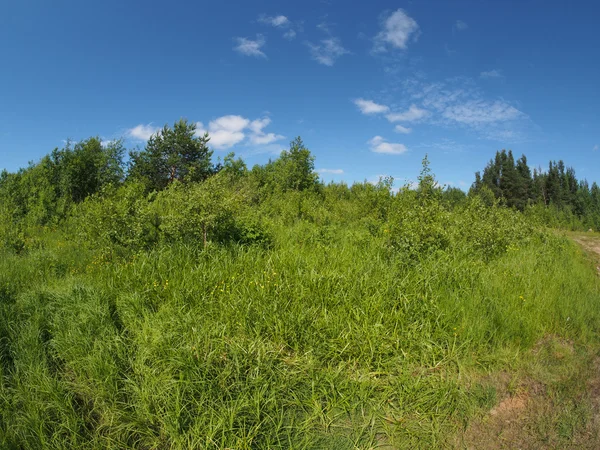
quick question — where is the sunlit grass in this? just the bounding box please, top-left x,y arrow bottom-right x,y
1,222 -> 599,448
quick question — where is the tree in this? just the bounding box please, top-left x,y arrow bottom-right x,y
153,174 -> 239,248
60,137 -> 125,203
514,154 -> 533,210
532,167 -> 547,205
481,153 -> 502,199
442,186 -> 467,208
129,119 -> 213,191
259,137 -> 320,193
222,152 -> 247,180
546,161 -> 562,205
416,153 -> 441,201
499,150 -> 519,208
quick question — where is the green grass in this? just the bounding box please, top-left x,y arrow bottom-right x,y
1,223 -> 600,448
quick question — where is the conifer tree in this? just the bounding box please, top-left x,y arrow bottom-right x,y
129,119 -> 214,192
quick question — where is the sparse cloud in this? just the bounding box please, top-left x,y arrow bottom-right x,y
250,133 -> 285,145
480,69 -> 503,79
283,29 -> 297,40
454,20 -> 468,31
369,136 -> 408,155
234,35 -> 267,58
386,104 -> 429,122
442,100 -> 523,125
317,168 -> 344,174
354,98 -> 390,114
414,138 -> 470,153
307,38 -> 349,66
195,115 -> 284,149
483,129 -> 524,142
397,78 -> 530,142
444,43 -> 457,57
373,9 -> 420,53
258,14 -> 299,40
317,20 -> 332,35
258,14 -> 289,27
394,125 -> 412,134
126,124 -> 160,141
594,144 -> 599,151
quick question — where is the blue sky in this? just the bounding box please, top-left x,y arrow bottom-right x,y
1,0 -> 599,189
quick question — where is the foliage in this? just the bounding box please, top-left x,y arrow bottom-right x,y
3,130 -> 600,448
251,137 -> 320,194
387,156 -> 449,260
1,213 -> 599,448
70,182 -> 159,252
472,149 -> 600,230
128,119 -> 214,192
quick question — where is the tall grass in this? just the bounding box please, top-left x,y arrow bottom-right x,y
1,220 -> 599,449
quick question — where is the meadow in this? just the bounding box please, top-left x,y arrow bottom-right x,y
1,129 -> 600,448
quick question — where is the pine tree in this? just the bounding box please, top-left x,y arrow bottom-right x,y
514,154 -> 533,210
129,119 -> 214,192
500,150 -> 519,208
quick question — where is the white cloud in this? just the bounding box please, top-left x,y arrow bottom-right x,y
210,115 -> 249,132
248,117 -> 271,134
207,132 -> 245,148
394,125 -> 412,134
283,29 -> 297,40
418,84 -> 466,111
369,136 -> 408,155
317,168 -> 344,174
354,98 -> 390,114
454,20 -> 468,31
373,9 -> 420,52
480,69 -> 503,79
397,78 -> 529,142
200,115 -> 248,148
100,139 -> 115,147
234,35 -> 267,58
247,117 -> 284,145
442,100 -> 523,124
195,115 -> 284,149
258,14 -> 290,27
126,124 -> 160,141
307,38 -> 349,66
249,132 -> 285,145
386,104 -> 429,122
594,144 -> 599,151
127,116 -> 284,150
258,14 -> 299,40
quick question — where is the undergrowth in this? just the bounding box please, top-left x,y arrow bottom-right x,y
0,220 -> 599,449
1,152 -> 600,448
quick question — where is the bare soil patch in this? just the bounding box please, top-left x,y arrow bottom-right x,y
457,340 -> 600,449
571,232 -> 600,272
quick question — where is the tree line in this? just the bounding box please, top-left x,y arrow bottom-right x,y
1,119 -> 598,247
470,149 -> 600,229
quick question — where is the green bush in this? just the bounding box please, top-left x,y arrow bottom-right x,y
70,182 -> 159,252
453,194 -> 535,260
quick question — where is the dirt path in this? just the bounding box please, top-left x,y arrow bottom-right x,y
456,233 -> 600,449
571,232 -> 600,272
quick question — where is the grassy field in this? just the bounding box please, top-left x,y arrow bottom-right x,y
1,221 -> 600,449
